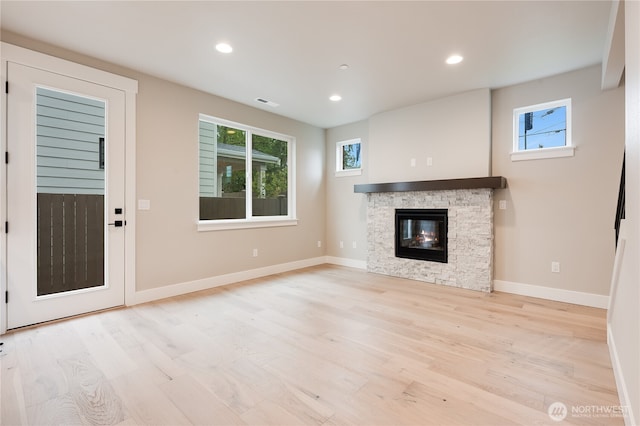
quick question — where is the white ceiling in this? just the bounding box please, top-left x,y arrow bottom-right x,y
1,1 -> 612,129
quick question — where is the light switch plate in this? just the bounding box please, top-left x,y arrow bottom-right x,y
138,199 -> 151,210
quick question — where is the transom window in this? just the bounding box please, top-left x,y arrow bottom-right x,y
511,98 -> 574,161
198,114 -> 296,230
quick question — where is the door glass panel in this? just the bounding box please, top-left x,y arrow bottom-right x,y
36,87 -> 106,296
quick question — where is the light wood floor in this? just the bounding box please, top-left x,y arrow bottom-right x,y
0,265 -> 622,425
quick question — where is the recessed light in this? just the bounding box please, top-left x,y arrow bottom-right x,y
338,64 -> 349,70
329,94 -> 342,102
446,54 -> 463,65
215,42 -> 233,54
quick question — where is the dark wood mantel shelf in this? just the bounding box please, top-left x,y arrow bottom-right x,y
354,176 -> 506,193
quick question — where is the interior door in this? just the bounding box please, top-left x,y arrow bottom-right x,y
6,62 -> 126,329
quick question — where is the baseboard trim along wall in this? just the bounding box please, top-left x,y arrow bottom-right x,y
325,256 -> 367,270
131,256 -> 327,305
607,327 -> 636,426
493,280 -> 609,309
132,258 -> 608,308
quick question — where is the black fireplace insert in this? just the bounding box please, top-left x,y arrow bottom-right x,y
395,209 -> 448,263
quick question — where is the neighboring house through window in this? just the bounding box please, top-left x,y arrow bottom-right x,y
198,114 -> 296,230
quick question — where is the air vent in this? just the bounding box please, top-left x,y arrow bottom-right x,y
255,98 -> 279,107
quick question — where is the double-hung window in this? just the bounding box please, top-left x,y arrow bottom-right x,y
198,114 -> 296,230
511,98 -> 574,161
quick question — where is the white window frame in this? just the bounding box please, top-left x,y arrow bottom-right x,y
335,138 -> 362,177
511,98 -> 574,161
197,114 -> 297,231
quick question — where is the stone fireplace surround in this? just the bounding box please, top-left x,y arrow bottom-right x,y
354,177 -> 506,292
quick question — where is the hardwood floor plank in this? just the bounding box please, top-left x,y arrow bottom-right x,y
0,265 -> 623,425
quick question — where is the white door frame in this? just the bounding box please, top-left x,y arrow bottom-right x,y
0,43 -> 138,334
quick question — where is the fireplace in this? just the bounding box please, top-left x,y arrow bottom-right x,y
395,209 -> 448,263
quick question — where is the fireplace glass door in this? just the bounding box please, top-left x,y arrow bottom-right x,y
395,209 -> 448,263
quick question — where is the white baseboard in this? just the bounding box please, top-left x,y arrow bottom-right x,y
607,327 -> 637,426
325,256 -> 367,269
493,280 -> 609,308
131,256 -> 327,305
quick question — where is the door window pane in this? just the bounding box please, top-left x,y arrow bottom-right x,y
36,87 -> 106,296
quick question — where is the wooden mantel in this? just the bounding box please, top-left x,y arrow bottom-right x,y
354,176 -> 506,193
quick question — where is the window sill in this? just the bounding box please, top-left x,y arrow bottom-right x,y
335,169 -> 362,177
510,146 -> 575,162
197,218 -> 298,232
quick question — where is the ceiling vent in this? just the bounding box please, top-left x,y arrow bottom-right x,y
255,98 -> 279,107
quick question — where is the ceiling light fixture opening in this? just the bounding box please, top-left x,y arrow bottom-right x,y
215,42 -> 233,54
338,64 -> 349,70
329,94 -> 342,102
446,54 -> 463,65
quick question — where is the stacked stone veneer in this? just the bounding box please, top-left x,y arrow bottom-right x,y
367,188 -> 494,292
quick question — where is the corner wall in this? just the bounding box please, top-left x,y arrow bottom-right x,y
1,31 -> 327,295
492,65 -> 625,300
325,121 -> 368,266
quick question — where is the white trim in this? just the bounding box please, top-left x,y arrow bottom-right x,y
197,113 -> 296,226
336,138 -> 362,173
510,145 -> 575,161
325,256 -> 367,269
197,218 -> 298,231
608,219 -> 627,320
512,98 -> 572,161
124,89 -> 137,307
493,280 -> 609,308
335,169 -> 362,177
130,256 -> 327,305
1,43 -> 137,93
0,43 -> 138,333
607,327 -> 636,426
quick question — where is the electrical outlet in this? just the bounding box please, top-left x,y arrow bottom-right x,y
352,241 -> 357,248
427,157 -> 433,166
410,158 -> 416,167
253,248 -> 258,257
340,241 -> 344,249
317,240 -> 322,248
551,261 -> 560,273
499,200 -> 507,210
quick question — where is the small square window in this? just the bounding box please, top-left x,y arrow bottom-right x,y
511,99 -> 574,161
336,138 -> 362,176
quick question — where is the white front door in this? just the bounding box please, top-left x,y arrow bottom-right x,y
6,62 -> 126,329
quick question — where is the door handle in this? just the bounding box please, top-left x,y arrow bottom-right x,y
108,220 -> 125,227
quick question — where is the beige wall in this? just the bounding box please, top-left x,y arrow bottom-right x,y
368,88 -> 491,183
2,31 -> 326,292
325,121 -> 368,261
135,76 -> 325,291
492,65 -> 625,296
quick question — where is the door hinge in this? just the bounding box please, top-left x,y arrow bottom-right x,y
5,291 -> 8,304
4,221 -> 7,234
5,152 -> 8,164
5,81 -> 8,94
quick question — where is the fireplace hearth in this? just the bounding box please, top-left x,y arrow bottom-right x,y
395,209 -> 448,263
